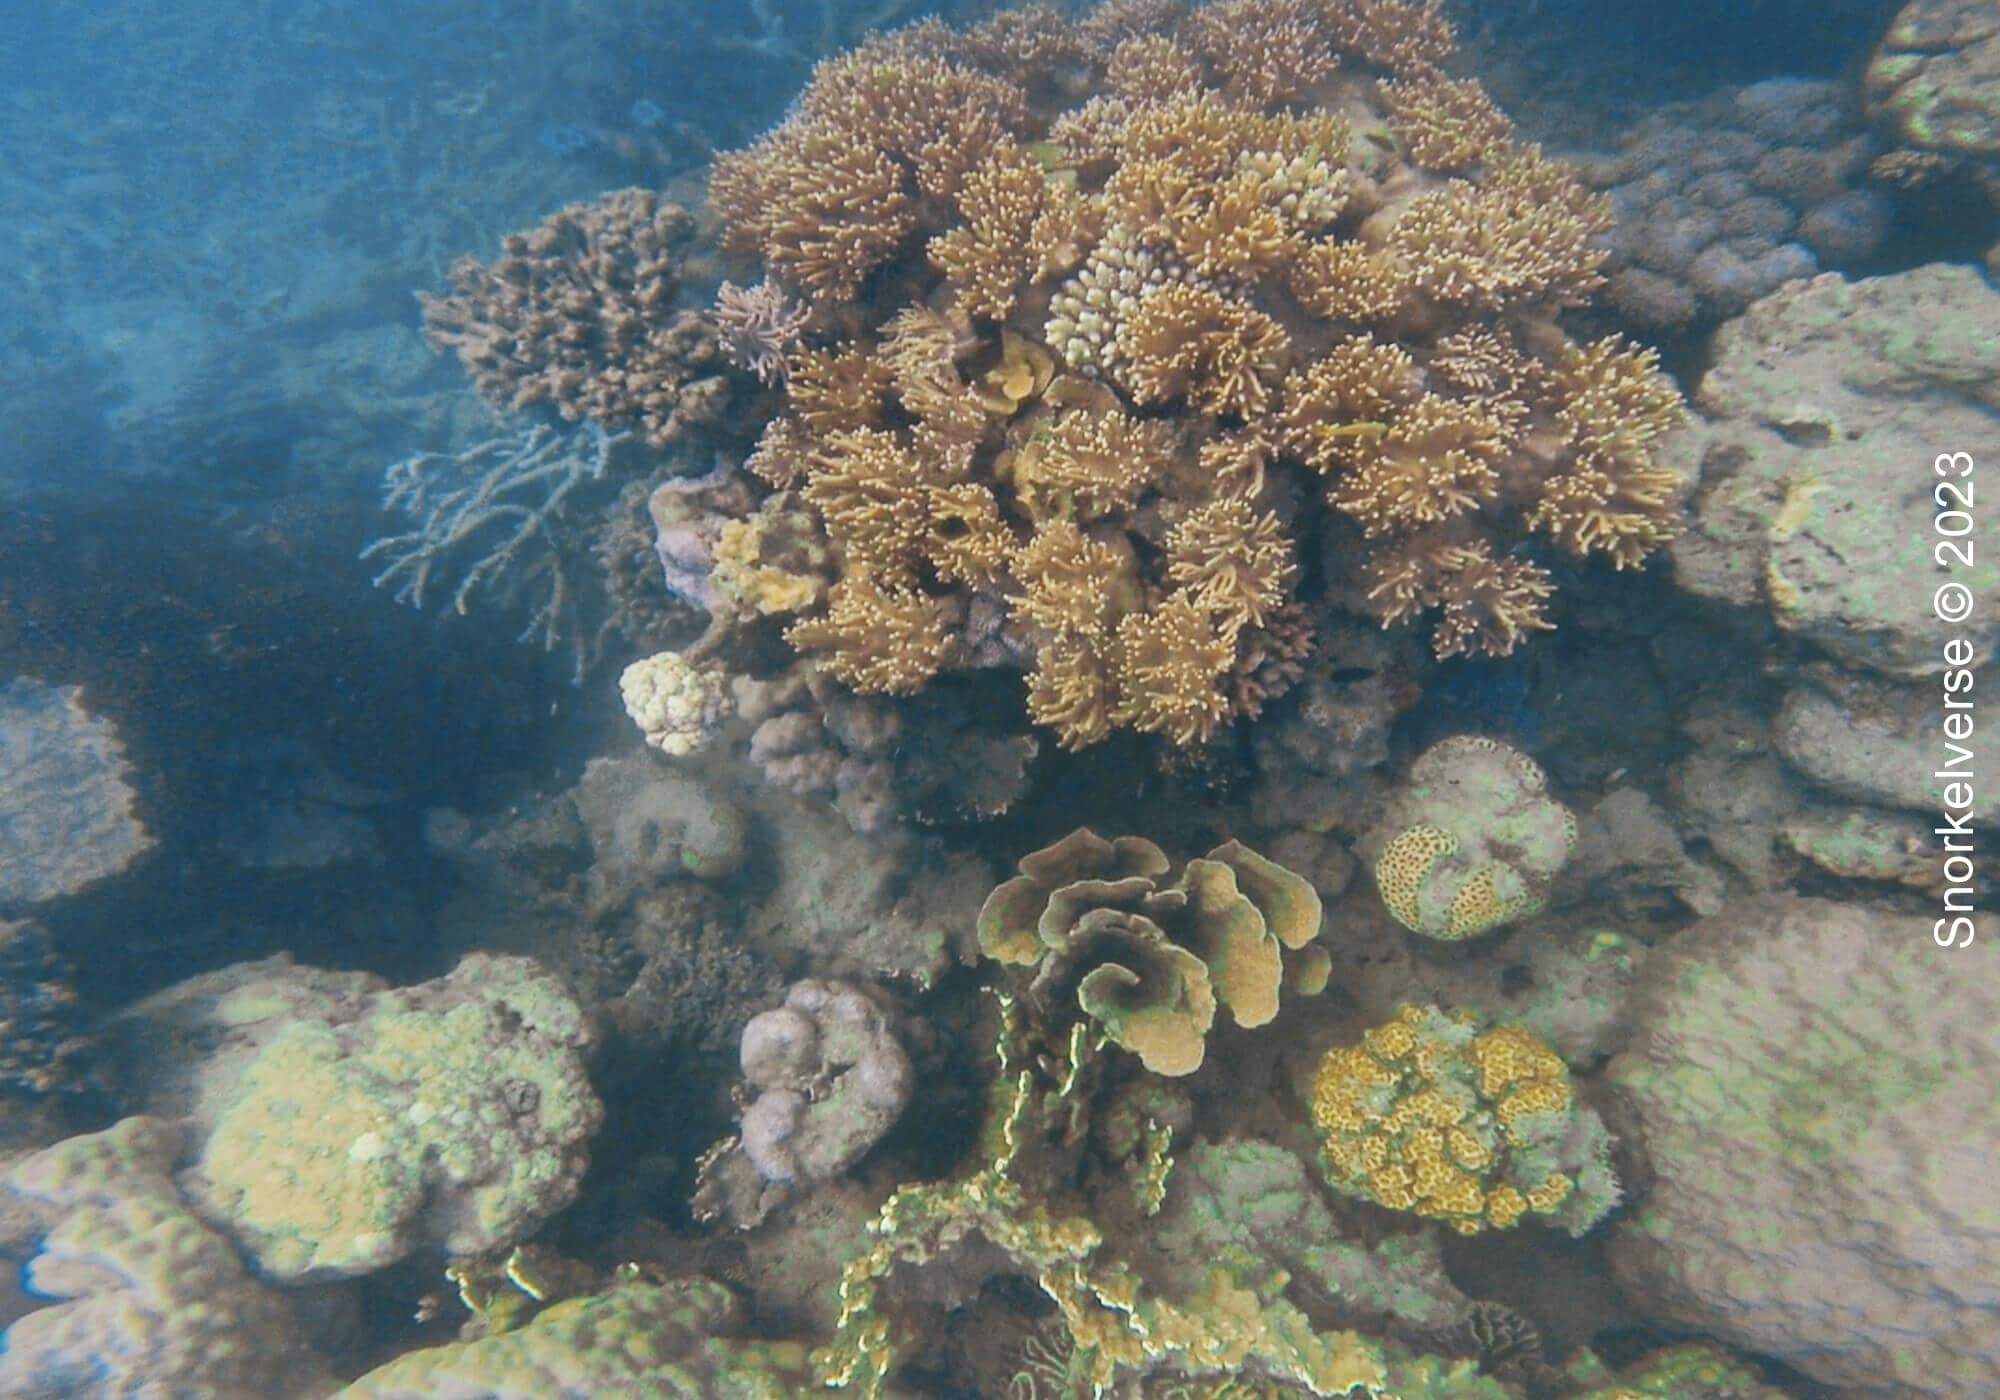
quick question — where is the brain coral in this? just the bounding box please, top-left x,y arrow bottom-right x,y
1608,897 -> 2000,1398
977,827 -> 1325,1074
697,0 -> 1687,752
1359,735 -> 1577,940
1309,1003 -> 1619,1236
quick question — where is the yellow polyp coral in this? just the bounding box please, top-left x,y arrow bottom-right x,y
933,147 -> 1070,323
697,0 -> 1687,750
801,428 -> 942,584
1379,73 -> 1514,171
1371,824 -> 1456,931
1105,33 -> 1207,103
1008,404 -> 1173,521
1117,284 -> 1291,418
1310,1006 -> 1611,1237
1166,497 -> 1297,638
1327,395 -> 1512,535
786,345 -> 895,435
1362,734 -> 1576,938
1115,594 -> 1239,747
784,576 -> 952,694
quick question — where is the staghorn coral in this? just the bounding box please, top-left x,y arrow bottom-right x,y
419,190 -> 729,450
687,0 -> 1685,755
1360,735 -> 1577,940
977,828 -> 1325,1074
1309,1004 -> 1620,1237
1379,74 -> 1514,172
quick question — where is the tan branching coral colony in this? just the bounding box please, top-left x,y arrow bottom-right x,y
709,0 -> 1685,751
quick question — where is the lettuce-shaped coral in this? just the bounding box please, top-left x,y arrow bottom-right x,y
1360,735 -> 1576,940
978,828 -> 1324,1074
1309,1004 -> 1619,1237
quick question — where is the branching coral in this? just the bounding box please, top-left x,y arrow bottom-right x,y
1310,1004 -> 1619,1236
420,190 -> 728,450
688,0 -> 1686,752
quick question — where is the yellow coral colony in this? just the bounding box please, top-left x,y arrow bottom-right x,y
1310,1005 -> 1579,1234
709,0 -> 1686,750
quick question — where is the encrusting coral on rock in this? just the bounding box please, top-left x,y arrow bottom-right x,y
95,952 -> 604,1284
0,1117 -> 336,1399
685,0 -> 1687,754
1608,897 -> 2000,1398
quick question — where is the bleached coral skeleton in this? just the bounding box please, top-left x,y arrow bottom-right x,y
360,417 -> 629,680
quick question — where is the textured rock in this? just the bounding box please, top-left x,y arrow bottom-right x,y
1867,0 -> 2000,158
1668,266 -> 2000,676
335,1278 -> 812,1398
0,677 -> 154,907
101,953 -> 602,1282
1610,897 -> 2000,1397
1775,662 -> 2000,820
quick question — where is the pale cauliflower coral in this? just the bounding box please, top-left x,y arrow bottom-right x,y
619,648 -> 734,756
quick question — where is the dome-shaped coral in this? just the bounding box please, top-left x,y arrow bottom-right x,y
1361,736 -> 1576,940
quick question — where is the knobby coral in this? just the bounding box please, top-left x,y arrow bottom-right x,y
421,189 -> 730,450
691,0 -> 1684,751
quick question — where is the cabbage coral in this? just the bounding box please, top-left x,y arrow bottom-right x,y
702,0 -> 1686,750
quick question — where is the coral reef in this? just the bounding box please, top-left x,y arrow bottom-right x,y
1609,897 -> 2000,1397
419,189 -> 731,452
695,979 -> 916,1228
1561,1341 -> 1789,1399
1569,78 -> 1890,329
0,916 -> 88,1098
1359,735 -> 1577,940
0,676 -> 154,909
1867,0 -> 2000,164
571,753 -> 752,903
977,828 -> 1326,1074
361,419 -> 642,679
1309,1004 -> 1619,1236
337,1275 -> 817,1397
0,1117 -> 335,1399
98,953 -> 603,1283
813,984 -> 1488,1398
691,0 -> 1686,753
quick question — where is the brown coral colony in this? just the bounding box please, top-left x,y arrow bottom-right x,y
699,0 -> 1685,751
